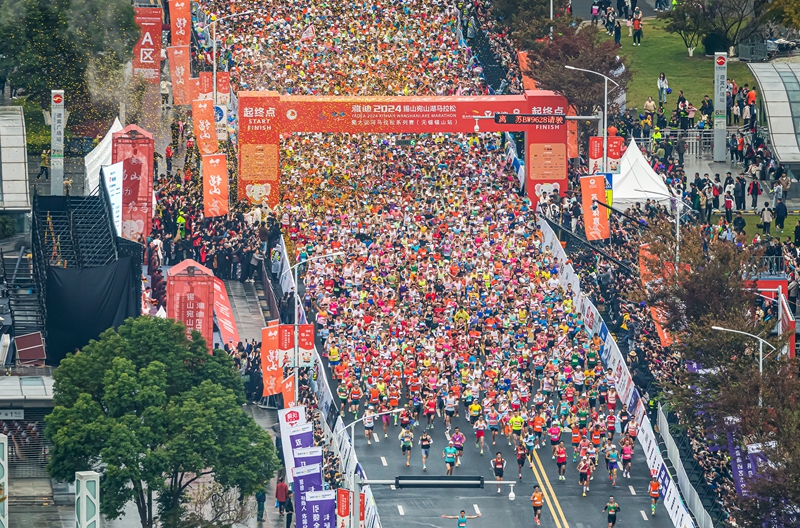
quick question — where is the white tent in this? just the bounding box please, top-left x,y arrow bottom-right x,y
612,138 -> 672,208
84,117 -> 124,195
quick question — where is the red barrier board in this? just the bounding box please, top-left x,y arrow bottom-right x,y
212,277 -> 239,348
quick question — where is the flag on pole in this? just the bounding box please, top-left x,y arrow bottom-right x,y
299,25 -> 316,42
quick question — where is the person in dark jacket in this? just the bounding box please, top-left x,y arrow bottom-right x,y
775,198 -> 788,233
794,220 -> 800,245
285,491 -> 294,528
732,212 -> 747,234
748,180 -> 762,209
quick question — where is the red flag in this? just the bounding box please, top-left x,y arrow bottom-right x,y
167,46 -> 190,105
281,376 -> 296,408
192,100 -> 218,155
261,321 -> 281,397
580,175 -> 610,240
216,71 -> 231,105
199,72 -> 214,100
169,0 -> 191,46
202,154 -> 229,217
299,25 -> 316,42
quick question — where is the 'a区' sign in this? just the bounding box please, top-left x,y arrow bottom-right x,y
494,113 -> 567,125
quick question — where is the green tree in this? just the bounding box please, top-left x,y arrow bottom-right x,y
45,317 -> 280,528
660,1 -> 708,56
0,0 -> 139,115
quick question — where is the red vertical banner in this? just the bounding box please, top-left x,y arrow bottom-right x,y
133,7 -> 162,84
112,125 -> 154,242
580,175 -> 610,240
298,324 -> 315,367
168,0 -> 191,46
261,321 -> 281,397
192,100 -> 218,155
335,489 -> 366,528
588,137 -> 604,174
607,135 -> 624,174
166,260 -> 215,351
212,277 -> 240,347
238,91 -> 281,207
216,72 -> 231,105
187,78 -> 200,103
278,324 -> 294,369
639,245 -> 675,348
199,72 -> 214,100
202,154 -> 229,217
336,489 -> 350,518
281,376 -> 296,408
167,46 -> 190,105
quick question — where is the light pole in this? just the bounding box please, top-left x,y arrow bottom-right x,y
711,326 -> 776,407
282,251 -> 345,402
564,65 -> 619,174
209,10 -> 253,104
635,188 -> 682,265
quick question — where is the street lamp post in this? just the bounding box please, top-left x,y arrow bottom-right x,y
711,326 -> 776,407
210,11 -> 253,104
635,188 -> 682,265
282,251 -> 345,403
564,65 -> 619,174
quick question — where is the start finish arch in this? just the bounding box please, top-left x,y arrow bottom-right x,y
236,90 -> 568,207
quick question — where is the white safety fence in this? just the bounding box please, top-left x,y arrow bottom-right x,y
659,406 -> 715,528
538,220 -> 696,528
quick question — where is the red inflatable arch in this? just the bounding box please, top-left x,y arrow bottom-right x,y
236,90 -> 568,207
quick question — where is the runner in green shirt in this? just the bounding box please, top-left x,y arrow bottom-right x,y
398,427 -> 414,467
602,496 -> 621,528
443,441 -> 458,475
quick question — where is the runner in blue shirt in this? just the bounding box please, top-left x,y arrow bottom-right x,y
441,510 -> 481,527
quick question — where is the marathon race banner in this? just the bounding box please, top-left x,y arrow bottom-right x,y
192,100 -> 218,155
202,154 -> 229,217
580,176 -> 610,240
539,219 -> 696,528
301,490 -> 336,528
199,72 -> 214,101
212,277 -> 239,347
639,245 -> 676,347
216,71 -> 231,105
278,406 -> 306,485
276,324 -> 316,368
168,0 -> 191,46
294,446 -> 323,469
260,321 -> 281,397
294,463 -> 322,497
132,7 -> 162,84
288,422 -> 315,453
166,261 -> 215,349
167,46 -> 190,106
588,136 -> 624,174
336,488 -> 366,528
281,375 -> 296,408
111,125 -> 154,242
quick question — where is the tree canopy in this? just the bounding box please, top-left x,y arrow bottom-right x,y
491,0 -> 573,51
0,0 -> 139,113
45,317 -> 280,528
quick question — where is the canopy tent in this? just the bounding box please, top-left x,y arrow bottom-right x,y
84,117 -> 123,195
612,138 -> 672,208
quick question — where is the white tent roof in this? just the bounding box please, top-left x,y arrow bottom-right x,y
84,118 -> 123,195
612,138 -> 672,208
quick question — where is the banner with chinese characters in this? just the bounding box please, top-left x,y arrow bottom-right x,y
278,406 -> 306,485
237,92 -> 281,207
166,260 -> 215,350
294,446 -> 323,469
188,78 -> 200,103
216,72 -> 231,105
202,154 -> 229,217
167,46 -> 190,106
192,100 -> 218,155
169,0 -> 191,46
199,72 -> 214,100
276,324 -> 315,368
639,245 -> 675,347
281,375 -> 296,408
101,162 -> 123,236
133,7 -> 162,84
111,125 -> 154,242
580,176 -> 610,240
294,464 -> 323,512
212,277 -> 239,347
301,490 -> 336,528
50,90 -> 65,180
588,136 -> 624,174
260,320 -> 281,397
336,489 -> 366,528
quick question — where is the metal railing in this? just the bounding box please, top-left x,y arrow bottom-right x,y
658,405 -> 719,528
755,255 -> 787,276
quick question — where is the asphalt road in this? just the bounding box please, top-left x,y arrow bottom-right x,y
349,412 -> 677,528
570,0 -> 656,20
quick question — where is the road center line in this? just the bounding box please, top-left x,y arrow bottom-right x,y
381,456 -> 388,466
640,510 -> 649,521
398,505 -> 405,516
373,434 -> 380,443
473,504 -> 481,515
528,453 -> 562,528
629,485 -> 636,495
533,449 -> 571,528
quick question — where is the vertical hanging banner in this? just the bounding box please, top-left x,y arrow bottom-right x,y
199,72 -> 214,100
298,324 -> 315,367
133,7 -> 163,84
302,490 -> 337,528
293,446 -> 323,468
261,320 -> 281,397
112,125 -> 155,242
212,277 -> 240,347
202,154 -> 229,217
215,72 -> 231,105
294,463 -> 323,499
288,423 -> 315,452
166,260 -> 215,350
281,375 -> 296,408
278,406 -> 306,485
278,324 -> 295,369
713,53 -> 728,162
101,162 -> 124,236
192,100 -> 218,155
336,489 -> 366,528
167,46 -> 190,105
50,90 -> 65,195
580,176 -> 610,240
588,136 -> 624,174
238,91 -> 281,207
187,78 -> 200,103
639,245 -> 675,347
214,105 -> 228,141
168,0 -> 191,46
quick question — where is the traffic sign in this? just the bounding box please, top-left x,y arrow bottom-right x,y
494,113 -> 566,125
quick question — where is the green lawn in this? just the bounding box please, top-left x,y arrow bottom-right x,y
711,214 -> 800,241
600,20 -> 757,115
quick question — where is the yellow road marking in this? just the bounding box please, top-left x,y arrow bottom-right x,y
533,449 -> 571,528
528,454 -> 562,528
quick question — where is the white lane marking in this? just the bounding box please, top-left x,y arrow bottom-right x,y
473,504 -> 481,515
398,505 -> 405,516
640,510 -> 649,521
629,485 -> 636,495
381,457 -> 388,466
373,434 -> 380,443
390,485 -> 396,490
